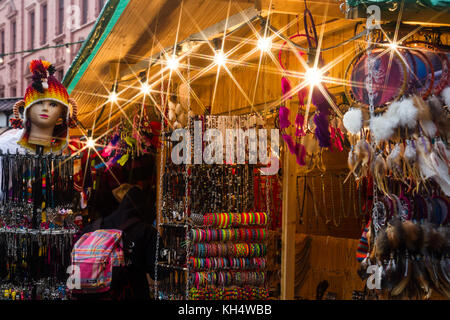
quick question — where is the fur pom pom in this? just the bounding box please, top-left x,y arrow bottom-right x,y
442,86 -> 450,106
370,115 -> 395,142
397,98 -> 418,128
384,101 -> 401,128
343,108 -> 362,134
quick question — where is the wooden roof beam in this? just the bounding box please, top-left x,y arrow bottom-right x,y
118,6 -> 260,81
256,0 -> 346,19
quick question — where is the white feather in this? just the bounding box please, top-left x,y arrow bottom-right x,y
370,115 -> 395,142
420,120 -> 437,138
442,86 -> 450,106
397,98 -> 418,128
343,108 -> 362,134
404,140 -> 416,162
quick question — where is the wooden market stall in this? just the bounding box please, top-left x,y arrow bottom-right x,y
63,0 -> 450,300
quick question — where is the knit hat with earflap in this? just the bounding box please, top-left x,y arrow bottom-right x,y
15,60 -> 77,154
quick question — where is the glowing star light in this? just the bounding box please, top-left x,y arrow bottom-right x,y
140,82 -> 151,95
305,67 -> 323,87
257,37 -> 272,53
85,137 -> 95,149
214,50 -> 226,66
388,42 -> 398,50
167,55 -> 179,71
108,91 -> 118,103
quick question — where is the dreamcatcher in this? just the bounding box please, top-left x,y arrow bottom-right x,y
278,10 -> 342,171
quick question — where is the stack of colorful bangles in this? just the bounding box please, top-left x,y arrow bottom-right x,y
189,212 -> 268,300
189,257 -> 266,271
191,243 -> 267,258
190,271 -> 266,287
189,286 -> 269,300
202,212 -> 267,228
190,228 -> 267,242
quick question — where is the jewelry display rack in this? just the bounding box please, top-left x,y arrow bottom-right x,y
155,115 -> 272,300
0,149 -> 79,300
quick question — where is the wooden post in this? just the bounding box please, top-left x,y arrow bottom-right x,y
280,99 -> 297,300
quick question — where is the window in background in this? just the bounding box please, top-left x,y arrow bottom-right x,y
58,0 -> 64,35
29,10 -> 35,50
10,86 -> 16,97
0,112 -> 7,128
97,0 -> 105,15
82,0 -> 88,25
41,3 -> 47,44
0,30 -> 5,62
11,21 -> 16,57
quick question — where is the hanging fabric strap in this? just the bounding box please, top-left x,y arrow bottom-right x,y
303,4 -> 318,49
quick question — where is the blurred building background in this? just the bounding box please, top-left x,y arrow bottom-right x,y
0,0 -> 105,130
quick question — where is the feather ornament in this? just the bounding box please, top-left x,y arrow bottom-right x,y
279,106 -> 291,129
397,98 -> 419,128
375,229 -> 391,261
384,101 -> 401,128
281,77 -> 292,99
373,153 -> 389,196
353,138 -> 373,178
343,108 -> 363,135
370,115 -> 395,143
413,95 -> 438,138
442,86 -> 450,106
391,254 -> 412,296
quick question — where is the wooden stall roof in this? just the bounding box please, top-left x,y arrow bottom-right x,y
63,0 -> 449,136
62,0 -> 359,136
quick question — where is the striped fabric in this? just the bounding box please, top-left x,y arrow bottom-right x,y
71,229 -> 125,293
356,220 -> 371,262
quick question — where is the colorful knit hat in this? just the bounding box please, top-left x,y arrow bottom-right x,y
356,219 -> 371,262
12,60 -> 78,154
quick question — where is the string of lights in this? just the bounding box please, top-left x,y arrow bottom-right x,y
0,40 -> 86,63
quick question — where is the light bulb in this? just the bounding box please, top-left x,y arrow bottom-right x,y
65,46 -> 71,54
388,42 -> 398,50
140,82 -> 151,95
86,137 -> 95,149
257,37 -> 272,52
108,91 -> 118,103
167,55 -> 179,71
0,56 -> 4,64
305,67 -> 322,87
214,50 -> 226,66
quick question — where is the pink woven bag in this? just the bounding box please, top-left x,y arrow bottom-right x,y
70,229 -> 125,293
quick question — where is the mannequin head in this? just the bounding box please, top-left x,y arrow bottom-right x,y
26,100 -> 66,147
16,60 -> 77,154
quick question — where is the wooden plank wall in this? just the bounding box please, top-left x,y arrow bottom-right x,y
295,233 -> 364,300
